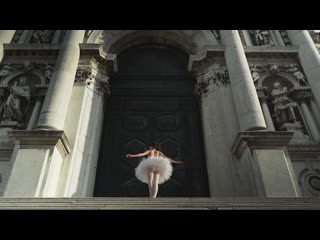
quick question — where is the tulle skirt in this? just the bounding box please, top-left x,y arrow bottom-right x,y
135,156 -> 173,184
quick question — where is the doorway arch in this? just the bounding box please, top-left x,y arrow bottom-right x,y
94,45 -> 209,197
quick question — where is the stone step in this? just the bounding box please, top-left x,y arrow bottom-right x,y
0,197 -> 320,209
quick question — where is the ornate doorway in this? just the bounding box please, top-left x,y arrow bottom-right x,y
94,46 -> 209,197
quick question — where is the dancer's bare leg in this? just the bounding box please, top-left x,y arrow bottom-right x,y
151,172 -> 160,198
147,170 -> 154,198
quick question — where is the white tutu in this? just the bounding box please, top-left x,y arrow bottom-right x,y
135,156 -> 173,184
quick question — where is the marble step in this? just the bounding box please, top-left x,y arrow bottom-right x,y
0,197 -> 320,209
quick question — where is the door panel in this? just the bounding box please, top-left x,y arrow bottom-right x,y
94,96 -> 209,197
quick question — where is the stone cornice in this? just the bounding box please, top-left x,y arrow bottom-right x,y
7,130 -> 71,157
244,46 -> 299,58
288,144 -> 320,161
232,131 -> 294,159
79,44 -> 117,73
3,44 -> 60,57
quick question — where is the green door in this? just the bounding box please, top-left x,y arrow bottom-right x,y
94,46 -> 209,197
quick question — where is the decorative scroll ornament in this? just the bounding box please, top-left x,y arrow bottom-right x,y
249,63 -> 308,86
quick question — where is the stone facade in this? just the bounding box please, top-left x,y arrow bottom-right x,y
0,30 -> 320,204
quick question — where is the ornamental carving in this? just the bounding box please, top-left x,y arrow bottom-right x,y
249,30 -> 275,46
75,67 -> 111,96
0,61 -> 52,128
11,30 -> 24,43
30,30 -> 55,44
279,30 -> 291,45
270,81 -> 298,126
194,64 -> 229,98
0,61 -> 53,85
250,63 -> 308,86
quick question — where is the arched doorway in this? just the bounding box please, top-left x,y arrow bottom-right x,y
94,45 -> 209,197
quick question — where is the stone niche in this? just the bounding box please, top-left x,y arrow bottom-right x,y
0,62 -> 51,130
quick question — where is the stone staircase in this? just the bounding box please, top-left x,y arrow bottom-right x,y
0,197 -> 320,209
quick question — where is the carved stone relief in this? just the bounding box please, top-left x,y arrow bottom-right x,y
279,30 -> 291,45
11,30 -> 24,43
257,71 -> 313,143
250,63 -> 308,86
299,168 -> 320,197
30,30 -> 55,44
249,30 -> 275,46
0,62 -> 51,129
270,81 -> 298,126
75,66 -> 111,96
193,63 -> 229,98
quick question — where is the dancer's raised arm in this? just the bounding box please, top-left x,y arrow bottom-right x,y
160,152 -> 183,164
127,150 -> 150,158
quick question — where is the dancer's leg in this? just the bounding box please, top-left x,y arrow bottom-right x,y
151,172 -> 160,198
147,170 -> 154,198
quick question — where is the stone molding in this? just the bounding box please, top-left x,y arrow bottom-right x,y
7,130 -> 71,157
232,131 -> 294,159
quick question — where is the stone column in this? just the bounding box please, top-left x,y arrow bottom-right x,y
220,30 -> 267,131
310,98 -> 320,128
36,30 -> 85,130
241,30 -> 253,46
0,30 -> 15,62
274,30 -> 286,47
259,97 -> 275,131
287,30 -> 320,109
27,97 -> 43,130
63,66 -> 108,197
299,100 -> 320,141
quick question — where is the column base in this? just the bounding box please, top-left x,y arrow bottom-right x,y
3,130 -> 71,197
280,122 -> 311,144
232,131 -> 301,197
232,131 -> 293,159
8,130 -> 71,157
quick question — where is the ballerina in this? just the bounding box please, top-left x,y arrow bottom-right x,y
126,142 -> 183,198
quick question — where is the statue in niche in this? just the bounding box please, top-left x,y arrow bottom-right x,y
285,64 -> 308,86
253,30 -> 275,46
31,30 -> 54,44
1,76 -> 31,123
271,81 -> 298,126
